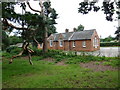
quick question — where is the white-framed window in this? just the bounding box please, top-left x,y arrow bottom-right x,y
50,40 -> 53,47
82,41 -> 86,47
40,43 -> 43,48
73,41 -> 75,47
93,39 -> 95,47
59,40 -> 63,47
97,39 -> 99,46
93,37 -> 98,48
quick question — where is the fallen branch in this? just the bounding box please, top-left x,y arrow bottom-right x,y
9,41 -> 34,65
9,50 -> 24,64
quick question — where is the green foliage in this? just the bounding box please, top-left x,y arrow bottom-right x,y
31,47 -> 43,56
2,52 -> 12,58
9,36 -> 23,45
2,30 -> 10,50
76,24 -> 84,31
3,46 -> 22,58
100,35 -> 116,42
100,42 -> 120,47
102,60 -> 120,67
115,27 -> 120,40
78,1 -> 119,21
6,46 -> 20,53
78,1 -> 120,39
95,62 -> 100,65
2,2 -> 58,48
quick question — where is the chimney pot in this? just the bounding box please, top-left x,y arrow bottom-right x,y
73,28 -> 77,32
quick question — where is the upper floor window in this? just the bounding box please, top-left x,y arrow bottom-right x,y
59,40 -> 63,47
73,41 -> 75,47
82,41 -> 86,47
50,40 -> 53,47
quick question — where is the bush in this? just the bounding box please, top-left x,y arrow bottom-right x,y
100,42 -> 120,47
6,46 -> 22,54
31,47 -> 42,56
2,52 -> 12,58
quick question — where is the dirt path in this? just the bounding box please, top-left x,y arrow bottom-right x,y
42,57 -> 55,62
80,61 -> 118,71
55,61 -> 67,66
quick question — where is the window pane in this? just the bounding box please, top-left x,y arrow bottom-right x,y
82,41 -> 86,47
60,40 -> 63,47
50,40 -> 53,47
73,41 -> 75,47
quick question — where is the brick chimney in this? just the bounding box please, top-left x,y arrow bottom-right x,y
73,28 -> 77,32
65,29 -> 69,33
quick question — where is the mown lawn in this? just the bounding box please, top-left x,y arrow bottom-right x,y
2,56 -> 119,88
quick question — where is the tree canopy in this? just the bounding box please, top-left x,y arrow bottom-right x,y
2,1 -> 58,48
78,1 -> 120,40
76,24 -> 84,31
1,0 -> 58,65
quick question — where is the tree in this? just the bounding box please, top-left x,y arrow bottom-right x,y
2,1 -> 58,65
100,35 -> 115,42
76,24 -> 84,31
115,27 -> 120,41
78,1 -> 120,40
2,30 -> 10,50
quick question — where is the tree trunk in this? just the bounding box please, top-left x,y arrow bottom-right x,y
43,26 -> 48,53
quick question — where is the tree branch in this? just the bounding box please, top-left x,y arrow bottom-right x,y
34,37 -> 39,44
2,18 -> 30,31
27,2 -> 41,13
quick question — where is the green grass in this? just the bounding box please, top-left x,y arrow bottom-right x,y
2,56 -> 119,88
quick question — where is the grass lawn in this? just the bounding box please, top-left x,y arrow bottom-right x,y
2,56 -> 119,88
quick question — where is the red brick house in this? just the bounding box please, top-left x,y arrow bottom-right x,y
40,29 -> 100,51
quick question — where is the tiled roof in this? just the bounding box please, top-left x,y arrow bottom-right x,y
70,30 -> 95,40
51,29 -> 95,41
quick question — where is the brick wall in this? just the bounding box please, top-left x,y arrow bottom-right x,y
91,30 -> 100,51
69,40 -> 93,51
64,41 -> 70,51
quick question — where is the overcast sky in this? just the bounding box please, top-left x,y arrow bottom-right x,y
15,0 -> 118,38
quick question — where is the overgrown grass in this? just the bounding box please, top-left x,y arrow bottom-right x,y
2,57 -> 119,88
2,48 -> 120,67
2,48 -> 119,88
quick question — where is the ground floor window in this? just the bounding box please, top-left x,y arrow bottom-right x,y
50,40 -> 53,47
73,41 -> 75,47
40,43 -> 43,48
82,41 -> 86,47
59,40 -> 63,47
93,37 -> 98,48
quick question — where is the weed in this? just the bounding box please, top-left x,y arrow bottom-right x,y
95,62 -> 100,65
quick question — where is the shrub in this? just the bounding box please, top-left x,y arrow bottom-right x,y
6,46 -> 22,55
6,46 -> 18,53
2,52 -> 12,58
31,47 -> 42,56
100,42 -> 120,47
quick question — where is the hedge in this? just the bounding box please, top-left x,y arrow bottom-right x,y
100,42 -> 120,47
